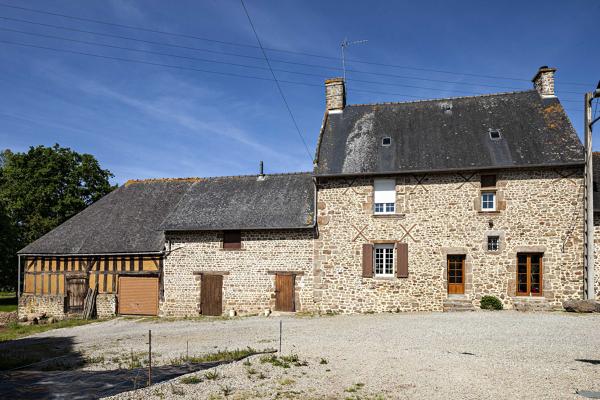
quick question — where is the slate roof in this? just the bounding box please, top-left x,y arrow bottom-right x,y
161,173 -> 315,231
315,90 -> 584,176
18,173 -> 315,255
19,179 -> 194,255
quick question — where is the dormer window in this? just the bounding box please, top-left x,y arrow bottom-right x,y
374,178 -> 396,214
489,129 -> 501,140
382,137 -> 392,146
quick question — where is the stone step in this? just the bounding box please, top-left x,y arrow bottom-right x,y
443,298 -> 475,312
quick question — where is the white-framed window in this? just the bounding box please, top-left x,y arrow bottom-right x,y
374,244 -> 394,277
374,178 -> 396,214
487,236 -> 500,251
481,191 -> 496,211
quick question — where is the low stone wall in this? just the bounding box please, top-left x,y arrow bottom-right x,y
18,294 -> 65,319
96,294 -> 116,317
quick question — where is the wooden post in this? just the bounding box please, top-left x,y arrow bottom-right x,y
186,340 -> 189,361
148,329 -> 152,386
279,320 -> 282,354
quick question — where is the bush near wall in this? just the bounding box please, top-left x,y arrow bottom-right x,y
480,295 -> 503,310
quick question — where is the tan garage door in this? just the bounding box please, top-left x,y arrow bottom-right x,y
118,276 -> 158,316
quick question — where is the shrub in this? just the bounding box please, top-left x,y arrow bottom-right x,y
480,295 -> 503,310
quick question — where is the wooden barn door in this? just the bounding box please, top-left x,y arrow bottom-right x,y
200,275 -> 223,316
118,276 -> 159,316
66,277 -> 87,313
447,255 -> 465,294
275,274 -> 295,312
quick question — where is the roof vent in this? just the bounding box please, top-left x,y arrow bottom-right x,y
382,137 -> 392,146
489,129 -> 502,140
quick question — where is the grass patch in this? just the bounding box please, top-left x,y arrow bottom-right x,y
279,378 -> 295,386
180,375 -> 202,384
259,353 -> 307,368
188,347 -> 257,364
204,370 -> 220,380
0,319 -> 99,342
0,292 -> 17,313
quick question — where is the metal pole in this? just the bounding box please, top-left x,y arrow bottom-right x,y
186,340 -> 189,361
585,92 -> 595,300
148,329 -> 152,386
279,320 -> 282,354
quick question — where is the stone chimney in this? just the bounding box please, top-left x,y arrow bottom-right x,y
325,78 -> 345,112
532,66 -> 557,97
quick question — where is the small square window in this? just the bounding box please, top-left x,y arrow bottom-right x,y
223,230 -> 241,249
382,137 -> 392,146
489,129 -> 501,140
374,244 -> 394,277
481,192 -> 496,211
487,236 -> 499,251
481,174 -> 496,188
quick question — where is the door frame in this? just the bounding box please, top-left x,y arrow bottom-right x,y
447,255 -> 466,295
199,273 -> 224,316
274,273 -> 296,312
65,276 -> 88,313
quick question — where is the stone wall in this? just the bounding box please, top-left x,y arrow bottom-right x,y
314,168 -> 584,313
162,229 -> 315,317
18,294 -> 65,319
96,294 -> 116,318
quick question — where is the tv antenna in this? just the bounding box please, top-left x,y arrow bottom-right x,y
341,37 -> 368,81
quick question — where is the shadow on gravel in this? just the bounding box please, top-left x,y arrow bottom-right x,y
0,336 -> 84,371
576,359 -> 600,365
0,359 -> 243,399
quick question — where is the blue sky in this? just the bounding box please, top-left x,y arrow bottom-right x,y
1,0 -> 598,184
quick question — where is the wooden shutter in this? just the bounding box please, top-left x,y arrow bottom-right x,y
362,244 -> 373,278
396,242 -> 409,278
223,230 -> 241,249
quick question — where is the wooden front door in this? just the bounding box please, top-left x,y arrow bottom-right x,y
66,277 -> 87,312
118,276 -> 159,316
447,255 -> 465,294
200,274 -> 223,316
275,274 -> 295,312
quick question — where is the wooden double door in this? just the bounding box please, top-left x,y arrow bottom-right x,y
275,274 -> 295,312
447,255 -> 465,294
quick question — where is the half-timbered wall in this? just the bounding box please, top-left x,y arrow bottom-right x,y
22,255 -> 161,295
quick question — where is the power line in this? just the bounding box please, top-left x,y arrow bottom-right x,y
0,16 -> 585,98
0,22 -> 584,101
0,38 -> 585,113
0,1 -> 592,87
239,0 -> 313,162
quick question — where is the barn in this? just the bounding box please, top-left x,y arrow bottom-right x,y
17,173 -> 316,318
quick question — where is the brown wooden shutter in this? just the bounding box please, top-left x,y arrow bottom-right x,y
362,244 -> 373,278
396,242 -> 408,278
223,230 -> 242,249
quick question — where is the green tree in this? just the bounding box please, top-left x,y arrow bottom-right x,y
0,144 -> 115,290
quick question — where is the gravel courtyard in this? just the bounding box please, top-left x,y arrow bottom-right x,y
17,312 -> 600,399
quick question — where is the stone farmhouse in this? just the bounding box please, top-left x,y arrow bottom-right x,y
17,66 -> 596,318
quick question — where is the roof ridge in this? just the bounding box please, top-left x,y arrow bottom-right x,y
125,171 -> 312,185
346,89 -> 538,108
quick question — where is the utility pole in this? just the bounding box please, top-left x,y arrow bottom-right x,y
584,81 -> 600,300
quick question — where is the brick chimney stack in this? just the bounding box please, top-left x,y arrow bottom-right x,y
325,78 -> 345,112
532,66 -> 557,98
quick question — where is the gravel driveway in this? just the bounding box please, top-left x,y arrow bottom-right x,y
12,312 -> 600,399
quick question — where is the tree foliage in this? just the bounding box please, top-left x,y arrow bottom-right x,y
0,144 -> 115,290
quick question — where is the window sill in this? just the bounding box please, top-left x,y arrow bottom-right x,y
372,213 -> 406,219
478,211 -> 501,215
371,276 -> 396,281
219,248 -> 245,251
